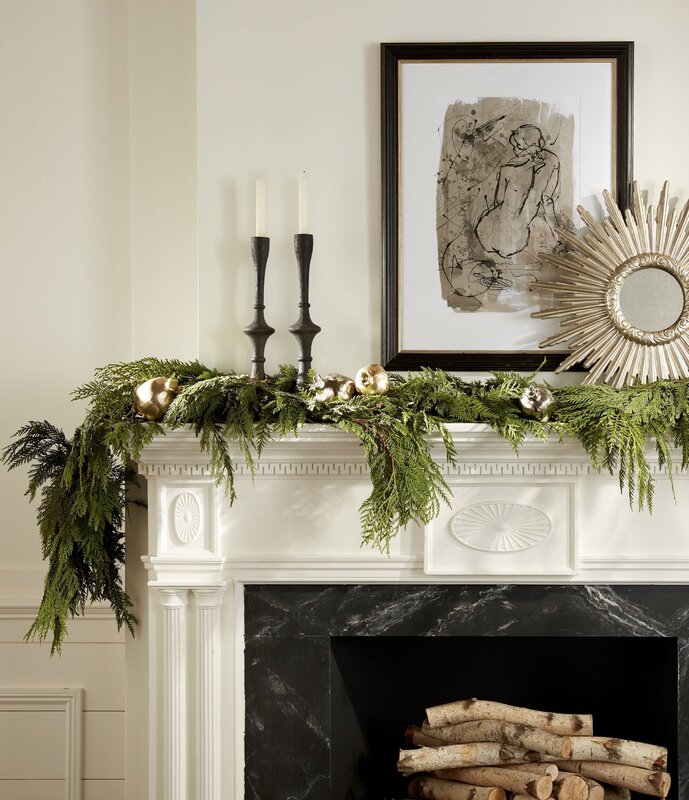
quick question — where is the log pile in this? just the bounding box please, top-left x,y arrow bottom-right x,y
398,699 -> 671,800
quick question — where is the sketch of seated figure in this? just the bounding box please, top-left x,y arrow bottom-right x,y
475,124 -> 560,259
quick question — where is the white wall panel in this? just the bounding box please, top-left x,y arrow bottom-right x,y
84,781 -> 125,800
0,781 -> 65,800
0,711 -> 67,778
0,643 -> 124,711
0,616 -> 125,645
83,712 -> 125,780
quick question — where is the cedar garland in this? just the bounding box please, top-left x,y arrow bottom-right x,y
4,358 -> 689,651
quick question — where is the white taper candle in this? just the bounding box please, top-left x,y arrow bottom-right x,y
298,171 -> 309,233
255,178 -> 266,237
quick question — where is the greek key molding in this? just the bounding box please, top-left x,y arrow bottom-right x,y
139,460 -> 368,478
138,459 -> 678,479
136,426 -> 681,481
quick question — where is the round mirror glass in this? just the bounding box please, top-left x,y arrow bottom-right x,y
619,267 -> 685,332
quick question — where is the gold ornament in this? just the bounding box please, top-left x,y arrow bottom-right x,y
355,364 -> 390,396
519,384 -> 556,422
311,373 -> 356,402
133,377 -> 180,421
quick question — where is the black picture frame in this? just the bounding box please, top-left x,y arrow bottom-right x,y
381,41 -> 634,372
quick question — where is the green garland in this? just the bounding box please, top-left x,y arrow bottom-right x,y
3,357 -> 689,652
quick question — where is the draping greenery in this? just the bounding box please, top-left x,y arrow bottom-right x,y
4,357 -> 689,652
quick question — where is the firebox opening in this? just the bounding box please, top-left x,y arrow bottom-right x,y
330,636 -> 678,800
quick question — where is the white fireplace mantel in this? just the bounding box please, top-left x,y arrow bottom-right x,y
125,424 -> 689,800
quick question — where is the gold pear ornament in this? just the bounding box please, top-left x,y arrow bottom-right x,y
311,374 -> 357,402
133,377 -> 180,421
355,364 -> 390,396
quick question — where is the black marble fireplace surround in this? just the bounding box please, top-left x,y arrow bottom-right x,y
244,585 -> 689,800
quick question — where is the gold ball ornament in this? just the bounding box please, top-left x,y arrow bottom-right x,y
311,374 -> 356,402
355,364 -> 390,396
519,384 -> 556,422
133,377 -> 180,421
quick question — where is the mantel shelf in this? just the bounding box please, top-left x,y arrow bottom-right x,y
136,423 -> 669,473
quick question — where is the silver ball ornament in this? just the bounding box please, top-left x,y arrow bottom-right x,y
519,384 -> 556,421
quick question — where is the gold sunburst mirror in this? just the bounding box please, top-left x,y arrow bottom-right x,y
534,181 -> 689,387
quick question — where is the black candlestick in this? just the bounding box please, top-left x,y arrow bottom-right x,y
243,236 -> 275,380
289,233 -> 321,386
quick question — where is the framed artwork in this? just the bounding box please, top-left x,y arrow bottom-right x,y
381,41 -> 634,371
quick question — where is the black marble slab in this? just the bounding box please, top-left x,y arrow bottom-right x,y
244,585 -> 689,800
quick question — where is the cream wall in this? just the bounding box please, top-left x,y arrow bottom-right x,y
195,0 -> 689,378
0,2 -> 130,798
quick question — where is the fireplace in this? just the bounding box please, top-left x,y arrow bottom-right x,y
244,585 -> 684,799
128,426 -> 689,799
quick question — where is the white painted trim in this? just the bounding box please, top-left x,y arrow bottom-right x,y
159,589 -> 189,800
129,423 -> 689,800
0,567 -> 116,618
211,556 -> 689,584
0,688 -> 83,800
580,555 -> 689,570
424,479 -> 578,576
232,582 -> 245,800
135,424 -> 680,471
0,603 -> 116,620
193,587 -> 226,800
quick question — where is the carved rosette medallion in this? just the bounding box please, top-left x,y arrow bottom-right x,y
450,501 -> 551,552
172,492 -> 202,545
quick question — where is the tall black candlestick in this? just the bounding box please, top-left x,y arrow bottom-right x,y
243,236 -> 275,380
289,233 -> 321,386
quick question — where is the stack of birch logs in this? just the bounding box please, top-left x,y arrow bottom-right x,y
398,699 -> 671,800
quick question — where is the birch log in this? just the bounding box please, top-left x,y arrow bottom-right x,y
422,719 -> 572,758
551,774 -> 589,800
584,778 -> 605,800
408,776 -> 506,800
568,736 -> 668,770
425,699 -> 593,736
398,743 -> 541,774
406,725 -> 448,747
434,767 -> 552,800
502,763 -> 559,779
555,761 -> 671,798
602,788 -> 631,800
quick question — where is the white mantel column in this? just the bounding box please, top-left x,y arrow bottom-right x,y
159,588 -> 190,800
193,587 -> 226,800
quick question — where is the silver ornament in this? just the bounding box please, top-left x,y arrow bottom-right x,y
519,384 -> 556,421
134,377 -> 180,421
311,373 -> 356,402
354,364 -> 390,396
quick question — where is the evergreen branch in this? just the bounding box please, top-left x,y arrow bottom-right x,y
6,357 -> 689,651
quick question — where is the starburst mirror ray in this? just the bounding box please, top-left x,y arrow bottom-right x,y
534,181 -> 689,387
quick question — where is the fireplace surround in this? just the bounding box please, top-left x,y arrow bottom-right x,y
126,425 -> 689,799
244,584 -> 684,799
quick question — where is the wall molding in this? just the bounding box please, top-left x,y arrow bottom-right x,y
0,603 -> 117,620
0,689 -> 82,799
216,555 -> 689,584
0,566 -> 117,619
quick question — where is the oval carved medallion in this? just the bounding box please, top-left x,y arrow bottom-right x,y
450,501 -> 551,553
